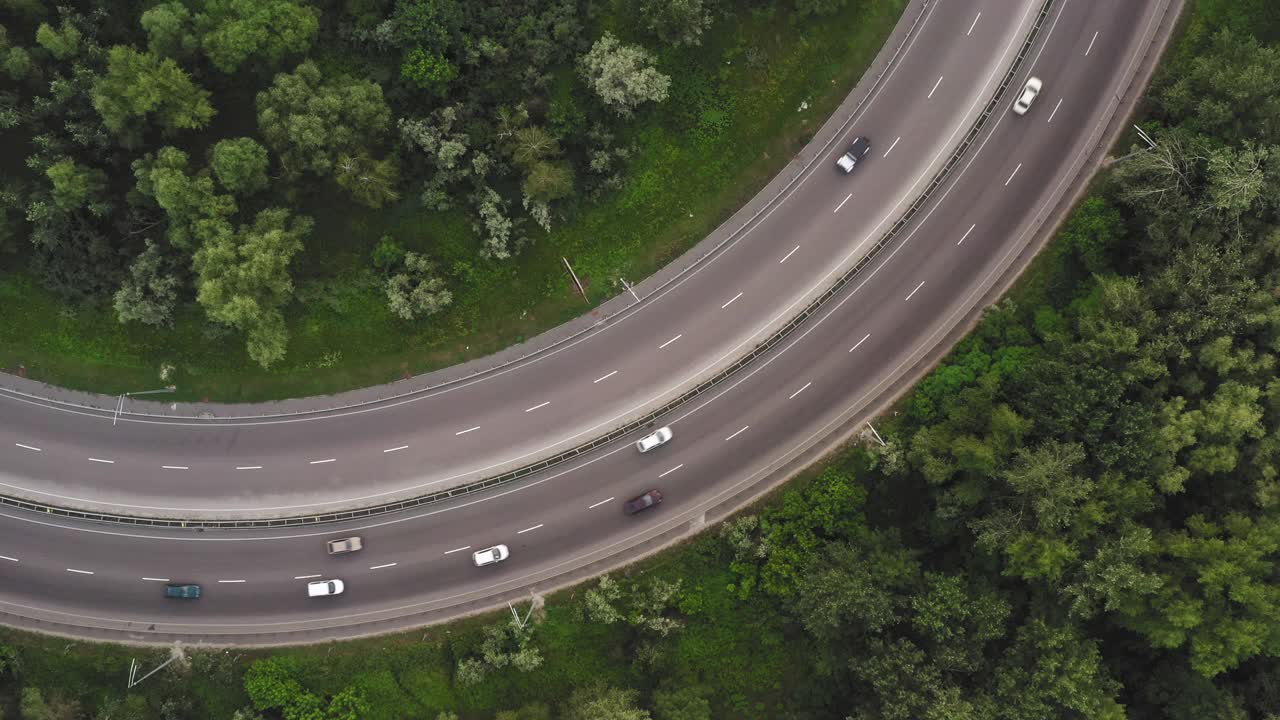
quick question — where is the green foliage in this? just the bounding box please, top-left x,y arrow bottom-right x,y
193,207 -> 312,367
334,153 -> 401,208
1160,27 -> 1280,144
579,32 -> 671,117
256,60 -> 391,177
2,46 -> 30,79
210,137 -> 271,195
44,158 -> 106,212
114,240 -> 181,327
19,687 -> 80,720
92,46 -> 215,138
132,145 -> 237,250
640,0 -> 716,48
385,251 -> 452,320
400,48 -> 458,94
140,2 -> 198,59
561,683 -> 651,720
196,0 -> 320,73
35,18 -> 81,60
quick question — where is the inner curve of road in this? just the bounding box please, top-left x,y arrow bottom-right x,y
0,0 -> 1172,643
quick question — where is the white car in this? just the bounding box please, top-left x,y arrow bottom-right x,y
1012,76 -> 1042,115
472,544 -> 509,567
635,426 -> 673,453
307,579 -> 344,597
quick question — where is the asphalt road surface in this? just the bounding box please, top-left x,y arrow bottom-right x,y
0,0 -> 1172,642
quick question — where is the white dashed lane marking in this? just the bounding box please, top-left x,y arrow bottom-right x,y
834,194 -> 852,213
66,568 -> 94,575
789,382 -> 812,400
588,497 -> 615,510
779,246 -> 800,264
659,464 -> 684,478
88,457 -> 114,464
162,465 -> 188,470
0,556 -> 18,562
966,12 -> 981,36
369,563 -> 397,570
659,334 -> 682,350
383,445 -> 409,453
957,224 -> 976,246
849,333 -> 871,352
928,75 -> 943,99
455,427 -> 480,436
721,292 -> 743,310
593,370 -> 618,384
294,574 -> 321,580
905,281 -> 926,301
525,401 -> 550,413
309,458 -> 336,465
444,545 -> 471,555
1047,98 -> 1063,124
14,443 -> 41,452
1004,163 -> 1022,186
142,577 -> 169,582
1085,30 -> 1099,56
517,524 -> 543,534
883,136 -> 901,158
218,579 -> 246,584
725,426 -> 750,442
236,465 -> 263,470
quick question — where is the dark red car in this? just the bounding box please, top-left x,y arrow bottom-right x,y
624,489 -> 663,515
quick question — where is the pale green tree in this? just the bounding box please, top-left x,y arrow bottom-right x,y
196,0 -> 319,73
578,33 -> 670,117
193,208 -> 311,367
210,137 -> 270,195
92,46 -> 215,139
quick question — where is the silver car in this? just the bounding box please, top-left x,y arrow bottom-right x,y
635,426 -> 673,453
472,545 -> 510,567
1012,76 -> 1042,115
326,537 -> 363,555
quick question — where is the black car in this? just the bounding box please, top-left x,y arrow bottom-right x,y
164,583 -> 201,599
624,489 -> 663,515
836,136 -> 871,173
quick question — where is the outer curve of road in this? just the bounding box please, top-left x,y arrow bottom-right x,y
0,0 -> 1178,643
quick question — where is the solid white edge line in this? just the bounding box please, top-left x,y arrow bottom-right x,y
725,425 -> 750,441
236,466 -> 263,470
834,193 -> 852,213
720,292 -> 743,309
593,370 -> 618,384
517,524 -> 544,534
883,136 -> 901,158
789,382 -> 812,400
309,458 -> 336,465
294,574 -> 321,580
957,223 -> 977,245
444,545 -> 471,555
161,466 -> 188,470
779,245 -> 800,263
217,579 -> 246,583
849,333 -> 872,352
455,426 -> 480,436
383,445 -> 409,453
659,334 -> 683,349
65,568 -> 93,575
87,458 -> 114,464
14,443 -> 41,452
905,281 -> 926,301
524,401 -> 551,413
658,463 -> 684,478
369,563 -> 397,570
1004,163 -> 1022,186
966,11 -> 981,36
927,75 -> 943,99
588,497 -> 615,510
141,577 -> 169,582
0,556 -> 18,562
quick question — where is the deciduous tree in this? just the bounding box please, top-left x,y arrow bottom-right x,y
579,33 -> 670,117
92,46 -> 215,140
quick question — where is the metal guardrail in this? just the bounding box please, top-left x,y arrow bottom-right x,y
0,0 -> 1055,529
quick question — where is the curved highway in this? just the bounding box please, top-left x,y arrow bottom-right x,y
0,0 -> 1176,643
